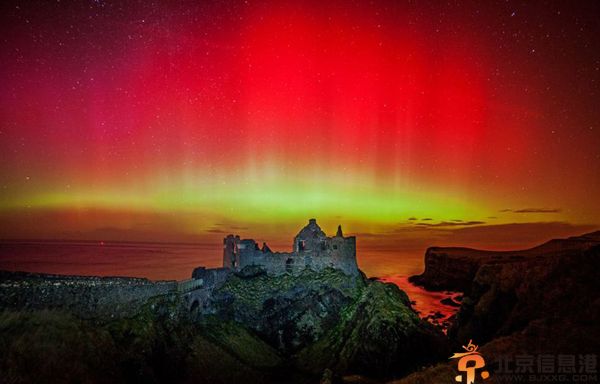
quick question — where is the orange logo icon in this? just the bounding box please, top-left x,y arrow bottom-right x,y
450,340 -> 490,384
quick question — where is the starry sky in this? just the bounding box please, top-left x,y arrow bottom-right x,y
1,0 -> 599,261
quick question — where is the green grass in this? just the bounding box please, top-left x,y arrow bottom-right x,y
216,267 -> 364,312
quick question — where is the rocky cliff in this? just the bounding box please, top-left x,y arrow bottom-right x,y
0,265 -> 448,383
201,266 -> 449,379
448,232 -> 600,347
408,247 -> 488,291
394,231 -> 600,384
409,231 -> 600,292
208,267 -> 363,352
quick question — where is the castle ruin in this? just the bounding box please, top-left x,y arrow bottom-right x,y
221,218 -> 358,276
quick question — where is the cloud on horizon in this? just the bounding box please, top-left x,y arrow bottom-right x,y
501,208 -> 562,213
415,220 -> 485,227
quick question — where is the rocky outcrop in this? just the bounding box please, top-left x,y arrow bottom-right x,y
393,231 -> 600,383
409,231 -> 600,292
0,265 -> 448,382
409,247 -> 487,291
411,231 -> 600,346
207,265 -> 449,378
449,239 -> 600,347
208,267 -> 365,352
296,281 -> 449,379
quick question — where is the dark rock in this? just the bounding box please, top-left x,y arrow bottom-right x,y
392,232 -> 600,384
296,281 -> 449,378
409,230 -> 600,293
428,311 -> 444,319
207,268 -> 449,379
449,240 -> 600,348
408,247 -> 493,292
210,268 -> 364,352
440,297 -> 461,307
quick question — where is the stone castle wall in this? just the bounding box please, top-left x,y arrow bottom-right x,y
191,266 -> 231,287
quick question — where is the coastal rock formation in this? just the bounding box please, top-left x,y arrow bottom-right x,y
449,232 -> 600,347
394,231 -> 600,384
0,221 -> 450,382
204,266 -> 449,378
408,247 -> 488,291
0,267 -> 447,382
409,231 -> 600,292
296,280 -> 449,379
209,267 -> 364,352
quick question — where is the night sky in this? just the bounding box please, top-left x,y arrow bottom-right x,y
1,1 -> 599,257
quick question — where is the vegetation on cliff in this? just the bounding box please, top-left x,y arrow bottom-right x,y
0,266 -> 450,383
296,281 -> 448,379
0,294 -> 286,384
211,267 -> 366,352
206,266 -> 449,379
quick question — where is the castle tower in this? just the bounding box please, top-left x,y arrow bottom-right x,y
336,225 -> 343,237
293,218 -> 326,252
222,235 -> 239,269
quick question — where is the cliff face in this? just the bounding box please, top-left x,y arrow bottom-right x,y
208,267 -> 364,352
449,240 -> 600,347
204,266 -> 448,378
409,231 -> 600,293
0,266 -> 448,382
393,231 -> 600,384
411,231 -> 600,345
295,281 -> 449,379
409,247 -> 486,291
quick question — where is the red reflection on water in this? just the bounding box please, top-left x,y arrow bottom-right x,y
380,275 -> 461,331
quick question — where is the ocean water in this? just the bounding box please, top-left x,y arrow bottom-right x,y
0,240 -> 457,323
0,241 -> 222,281
0,240 -> 427,280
